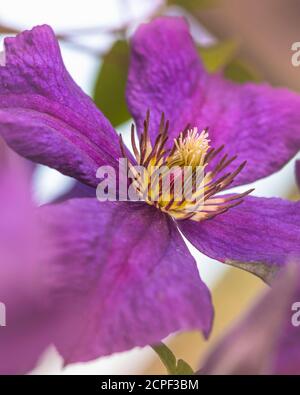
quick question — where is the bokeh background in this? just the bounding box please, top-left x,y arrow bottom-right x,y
0,0 -> 299,374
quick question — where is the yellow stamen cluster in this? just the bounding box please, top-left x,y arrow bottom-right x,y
167,127 -> 210,169
119,112 -> 253,222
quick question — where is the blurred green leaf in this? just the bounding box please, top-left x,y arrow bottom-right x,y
168,0 -> 218,12
93,40 -> 131,127
152,342 -> 194,375
198,40 -> 238,73
224,59 -> 261,83
198,41 -> 260,83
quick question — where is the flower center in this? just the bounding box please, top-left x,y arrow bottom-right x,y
167,127 -> 210,169
119,112 -> 253,222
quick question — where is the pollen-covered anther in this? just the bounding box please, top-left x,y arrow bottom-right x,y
167,127 -> 210,169
119,112 -> 253,222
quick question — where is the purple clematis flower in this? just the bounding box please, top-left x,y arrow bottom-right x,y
0,149 -> 55,374
0,147 -> 84,374
200,264 -> 300,375
0,16 -> 300,366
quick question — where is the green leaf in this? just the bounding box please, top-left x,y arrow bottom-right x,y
198,41 -> 238,73
224,59 -> 261,83
198,42 -> 260,83
168,0 -> 218,12
151,342 -> 194,375
93,40 -> 131,127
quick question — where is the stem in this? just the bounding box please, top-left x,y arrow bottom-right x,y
0,1 -> 167,57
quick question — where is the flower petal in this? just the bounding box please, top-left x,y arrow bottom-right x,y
273,266 -> 300,374
178,196 -> 300,284
127,16 -> 300,186
0,158 -> 53,374
0,25 -> 121,187
0,150 -> 89,374
127,17 -> 202,143
41,199 -> 213,364
200,264 -> 300,375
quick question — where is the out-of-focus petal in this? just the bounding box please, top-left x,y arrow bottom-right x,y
0,25 -> 121,187
41,199 -> 213,364
273,266 -> 300,374
127,17 -> 300,186
0,157 -> 52,374
178,196 -> 300,284
200,264 -> 300,375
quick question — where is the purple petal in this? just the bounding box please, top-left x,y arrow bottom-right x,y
0,25 -> 121,187
0,158 -> 52,374
127,17 -> 202,143
0,150 -> 81,374
201,264 -> 300,375
178,196 -> 300,283
273,266 -> 300,374
296,160 -> 300,189
41,199 -> 213,364
127,17 -> 300,186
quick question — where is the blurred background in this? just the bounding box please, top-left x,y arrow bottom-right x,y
0,0 -> 299,374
